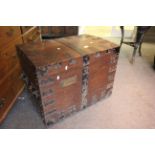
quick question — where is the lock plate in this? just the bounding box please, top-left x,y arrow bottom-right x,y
61,75 -> 77,87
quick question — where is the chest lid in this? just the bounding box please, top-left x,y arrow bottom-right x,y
17,40 -> 81,68
56,34 -> 119,56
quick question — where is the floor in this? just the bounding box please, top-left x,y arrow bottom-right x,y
1,38 -> 155,129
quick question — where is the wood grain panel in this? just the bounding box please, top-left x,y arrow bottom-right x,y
0,26 -> 21,50
0,38 -> 22,82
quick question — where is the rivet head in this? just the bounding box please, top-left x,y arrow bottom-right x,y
56,75 -> 60,80
83,45 -> 89,48
57,47 -> 61,50
65,65 -> 68,70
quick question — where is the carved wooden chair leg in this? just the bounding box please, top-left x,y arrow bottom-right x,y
138,43 -> 142,56
130,28 -> 143,63
130,44 -> 138,63
120,26 -> 124,44
119,26 -> 124,52
138,34 -> 144,56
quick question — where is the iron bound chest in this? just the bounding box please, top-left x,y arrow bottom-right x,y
17,34 -> 120,126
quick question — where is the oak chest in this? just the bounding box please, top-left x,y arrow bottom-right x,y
17,35 -> 120,126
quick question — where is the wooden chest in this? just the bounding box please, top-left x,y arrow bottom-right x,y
17,35 -> 120,126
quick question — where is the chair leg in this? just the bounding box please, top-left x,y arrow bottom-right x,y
130,29 -> 144,63
119,26 -> 124,52
138,43 -> 142,56
130,45 -> 138,63
138,34 -> 144,56
120,26 -> 124,44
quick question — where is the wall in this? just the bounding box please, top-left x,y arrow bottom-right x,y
79,26 -> 135,38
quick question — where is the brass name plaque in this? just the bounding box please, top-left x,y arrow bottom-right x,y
61,75 -> 77,87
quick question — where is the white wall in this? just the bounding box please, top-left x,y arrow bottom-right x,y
79,26 -> 136,39
78,26 -> 85,35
